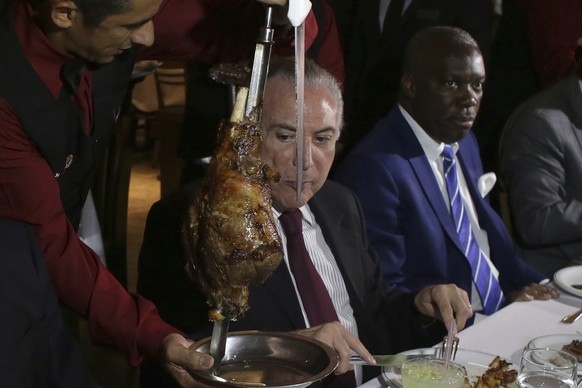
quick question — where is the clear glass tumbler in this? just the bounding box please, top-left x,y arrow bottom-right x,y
401,357 -> 467,388
517,348 -> 577,388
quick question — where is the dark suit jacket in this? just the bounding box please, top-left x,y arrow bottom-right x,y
343,0 -> 493,149
0,218 -> 98,387
500,74 -> 582,276
334,107 -> 544,307
138,180 -> 444,387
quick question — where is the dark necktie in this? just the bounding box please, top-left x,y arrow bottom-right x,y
279,209 -> 357,387
442,145 -> 505,314
279,209 -> 338,325
382,0 -> 405,37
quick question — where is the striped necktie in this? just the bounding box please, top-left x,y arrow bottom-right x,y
442,145 -> 504,315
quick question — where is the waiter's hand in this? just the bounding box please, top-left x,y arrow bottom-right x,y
158,333 -> 214,387
296,321 -> 375,374
414,284 -> 473,331
510,283 -> 559,302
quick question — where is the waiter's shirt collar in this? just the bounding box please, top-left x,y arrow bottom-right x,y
14,0 -> 75,98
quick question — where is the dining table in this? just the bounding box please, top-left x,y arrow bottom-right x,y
357,291 -> 582,387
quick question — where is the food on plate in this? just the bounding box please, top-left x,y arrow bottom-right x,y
571,284 -> 582,290
562,339 -> 582,362
473,356 -> 517,388
183,89 -> 283,320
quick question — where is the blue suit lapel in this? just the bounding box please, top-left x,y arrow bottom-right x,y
392,109 -> 465,253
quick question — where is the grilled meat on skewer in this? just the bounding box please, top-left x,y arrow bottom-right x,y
183,89 -> 283,320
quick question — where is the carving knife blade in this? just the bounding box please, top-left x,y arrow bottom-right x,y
294,21 -> 305,202
288,0 -> 311,201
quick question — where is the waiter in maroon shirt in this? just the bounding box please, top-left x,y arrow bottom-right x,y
0,0 -> 343,386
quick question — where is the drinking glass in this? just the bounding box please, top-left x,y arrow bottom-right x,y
518,348 -> 577,388
401,357 -> 467,388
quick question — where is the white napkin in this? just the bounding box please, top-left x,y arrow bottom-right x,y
477,172 -> 496,198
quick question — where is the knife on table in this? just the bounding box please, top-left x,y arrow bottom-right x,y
288,0 -> 312,201
349,354 -> 429,368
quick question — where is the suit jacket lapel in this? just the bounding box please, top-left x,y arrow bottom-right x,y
565,75 -> 582,150
309,186 -> 365,300
392,109 -> 464,251
380,0 -> 419,42
258,261 -> 306,329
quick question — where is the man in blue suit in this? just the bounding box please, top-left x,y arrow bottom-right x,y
334,26 -> 558,320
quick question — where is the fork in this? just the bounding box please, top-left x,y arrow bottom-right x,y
562,308 -> 582,324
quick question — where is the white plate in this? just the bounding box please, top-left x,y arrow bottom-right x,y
554,266 -> 582,298
527,334 -> 582,373
382,348 -> 515,388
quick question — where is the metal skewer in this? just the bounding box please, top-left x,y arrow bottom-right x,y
245,6 -> 274,124
207,8 -> 276,374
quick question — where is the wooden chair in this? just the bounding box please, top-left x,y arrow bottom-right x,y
93,61 -> 187,287
92,62 -> 161,287
150,61 -> 187,197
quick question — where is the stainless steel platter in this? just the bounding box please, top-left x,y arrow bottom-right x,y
190,330 -> 338,387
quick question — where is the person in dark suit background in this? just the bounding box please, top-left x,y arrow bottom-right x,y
0,217 -> 98,387
341,0 -> 493,153
138,57 -> 473,387
498,47 -> 582,278
473,0 -> 582,180
334,26 -> 558,322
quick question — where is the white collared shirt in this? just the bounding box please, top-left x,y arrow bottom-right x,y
273,205 -> 362,383
399,105 -> 500,311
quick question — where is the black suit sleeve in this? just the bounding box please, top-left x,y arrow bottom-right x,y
0,218 -> 99,387
137,184 -> 209,334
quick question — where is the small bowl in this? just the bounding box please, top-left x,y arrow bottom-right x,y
190,330 -> 338,387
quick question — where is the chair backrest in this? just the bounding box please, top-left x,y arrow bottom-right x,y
154,61 -> 186,109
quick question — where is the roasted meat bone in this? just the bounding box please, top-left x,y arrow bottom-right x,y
183,88 -> 283,320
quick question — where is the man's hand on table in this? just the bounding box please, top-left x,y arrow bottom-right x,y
296,321 -> 376,374
510,283 -> 560,302
157,333 -> 214,387
414,284 -> 473,331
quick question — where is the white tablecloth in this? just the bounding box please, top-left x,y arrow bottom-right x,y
357,295 -> 582,387
457,297 -> 582,363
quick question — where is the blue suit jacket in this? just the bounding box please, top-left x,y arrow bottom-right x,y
334,106 -> 544,303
